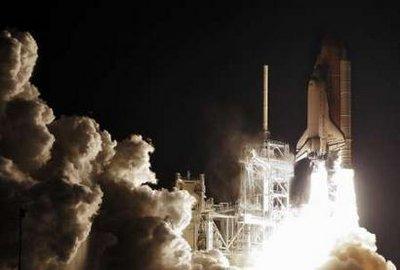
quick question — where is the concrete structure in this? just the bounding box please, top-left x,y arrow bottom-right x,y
175,173 -> 207,250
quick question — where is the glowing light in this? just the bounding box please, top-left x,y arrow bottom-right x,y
332,167 -> 358,232
252,162 -> 362,270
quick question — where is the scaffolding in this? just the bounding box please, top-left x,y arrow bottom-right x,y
175,139 -> 294,266
175,65 -> 294,266
237,139 -> 293,252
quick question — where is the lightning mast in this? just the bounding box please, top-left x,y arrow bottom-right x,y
178,66 -> 295,267
263,65 -> 270,140
236,65 -> 294,261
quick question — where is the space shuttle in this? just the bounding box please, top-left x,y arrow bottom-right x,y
296,37 -> 352,168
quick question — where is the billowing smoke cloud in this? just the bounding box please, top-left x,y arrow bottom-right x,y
0,31 -> 54,172
2,29 -> 393,270
321,228 -> 396,270
192,250 -> 230,270
87,186 -> 195,269
0,31 -> 103,270
0,30 -> 230,270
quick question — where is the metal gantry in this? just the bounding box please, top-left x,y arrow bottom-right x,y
175,140 -> 294,266
234,140 -> 293,257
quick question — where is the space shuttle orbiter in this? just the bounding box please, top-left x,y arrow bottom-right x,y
296,37 -> 352,168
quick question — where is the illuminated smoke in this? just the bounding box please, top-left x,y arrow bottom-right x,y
192,250 -> 230,269
253,161 -> 396,270
0,31 -> 230,270
0,31 -> 103,270
0,29 -> 394,270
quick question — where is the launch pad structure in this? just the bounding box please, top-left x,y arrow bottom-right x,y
175,66 -> 294,266
176,37 -> 352,266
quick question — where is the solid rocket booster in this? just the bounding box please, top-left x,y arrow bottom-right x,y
296,37 -> 352,168
339,58 -> 352,168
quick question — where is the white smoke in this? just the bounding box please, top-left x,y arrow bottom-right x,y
192,250 -> 231,270
0,30 -> 230,270
1,29 -> 393,270
0,31 -> 103,270
320,228 -> 396,270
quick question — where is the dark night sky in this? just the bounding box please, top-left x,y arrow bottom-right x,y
1,1 -> 399,266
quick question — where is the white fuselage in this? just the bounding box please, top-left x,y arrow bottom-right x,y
296,79 -> 345,161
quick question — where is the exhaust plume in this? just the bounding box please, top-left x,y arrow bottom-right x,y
253,162 -> 396,270
1,29 -> 393,270
0,30 -> 230,270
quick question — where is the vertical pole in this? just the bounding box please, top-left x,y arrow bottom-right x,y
18,208 -> 25,270
205,213 -> 213,251
263,65 -> 270,139
225,219 -> 229,245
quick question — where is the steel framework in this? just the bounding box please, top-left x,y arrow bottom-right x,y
176,64 -> 295,266
195,139 -> 294,266
176,142 -> 294,266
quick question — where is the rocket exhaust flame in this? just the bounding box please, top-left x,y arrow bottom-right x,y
308,161 -> 330,214
252,161 -> 396,270
0,30 -> 395,270
250,37 -> 398,270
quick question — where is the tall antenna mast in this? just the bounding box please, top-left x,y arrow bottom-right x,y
263,65 -> 270,139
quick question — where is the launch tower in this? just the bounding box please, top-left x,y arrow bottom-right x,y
176,66 -> 294,266
177,37 -> 352,267
236,66 -> 294,258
